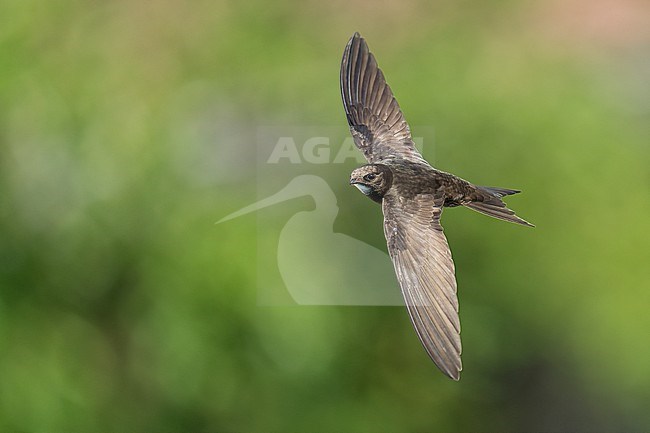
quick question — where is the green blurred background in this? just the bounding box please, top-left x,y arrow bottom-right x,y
1,0 -> 649,431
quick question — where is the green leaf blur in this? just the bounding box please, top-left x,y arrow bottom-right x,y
1,0 -> 649,431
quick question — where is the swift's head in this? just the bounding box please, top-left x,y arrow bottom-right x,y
349,164 -> 393,203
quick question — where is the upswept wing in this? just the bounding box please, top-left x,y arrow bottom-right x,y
340,33 -> 426,164
382,193 -> 462,380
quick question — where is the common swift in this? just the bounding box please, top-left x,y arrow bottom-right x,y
341,32 -> 533,380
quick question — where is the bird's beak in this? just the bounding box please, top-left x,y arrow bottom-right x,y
350,178 -> 373,195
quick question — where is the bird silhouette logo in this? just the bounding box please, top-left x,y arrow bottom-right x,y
218,174 -> 403,306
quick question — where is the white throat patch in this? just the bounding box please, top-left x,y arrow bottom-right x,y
353,183 -> 373,196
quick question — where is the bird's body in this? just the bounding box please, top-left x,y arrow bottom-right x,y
342,32 -> 533,380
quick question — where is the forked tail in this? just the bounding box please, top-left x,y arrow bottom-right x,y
463,186 -> 534,227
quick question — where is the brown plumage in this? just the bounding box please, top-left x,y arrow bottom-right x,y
342,32 -> 533,380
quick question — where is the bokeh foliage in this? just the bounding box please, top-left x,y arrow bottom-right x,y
1,0 -> 649,431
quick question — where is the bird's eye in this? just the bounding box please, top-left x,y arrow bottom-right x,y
363,173 -> 377,182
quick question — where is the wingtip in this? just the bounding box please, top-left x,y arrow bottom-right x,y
347,32 -> 363,45
516,218 -> 535,228
444,368 -> 461,381
518,217 -> 535,228
449,365 -> 462,381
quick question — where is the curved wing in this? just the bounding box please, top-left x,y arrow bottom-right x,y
382,193 -> 462,380
340,33 -> 426,164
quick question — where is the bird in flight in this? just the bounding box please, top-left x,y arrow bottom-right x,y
341,32 -> 533,380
